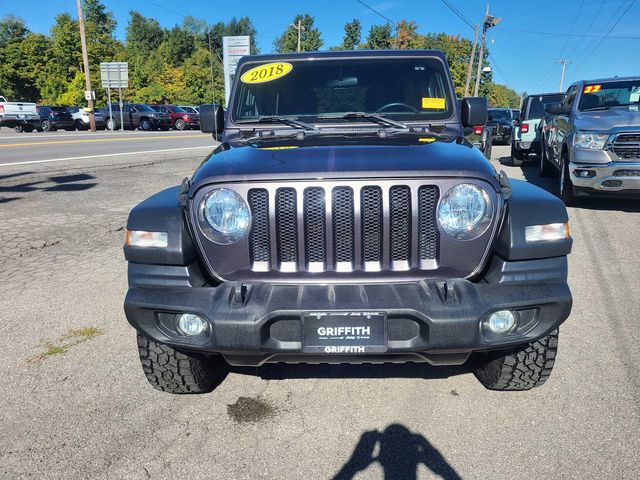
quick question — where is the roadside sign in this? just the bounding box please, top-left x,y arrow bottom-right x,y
84,90 -> 95,100
100,62 -> 129,88
223,36 -> 250,105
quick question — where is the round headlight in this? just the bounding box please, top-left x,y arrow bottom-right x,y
437,184 -> 493,240
198,188 -> 250,244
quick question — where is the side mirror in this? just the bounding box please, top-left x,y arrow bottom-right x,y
200,104 -> 225,138
461,97 -> 488,127
545,102 -> 570,115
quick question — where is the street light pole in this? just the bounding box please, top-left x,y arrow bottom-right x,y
474,3 -> 502,97
464,24 -> 479,97
76,0 -> 96,132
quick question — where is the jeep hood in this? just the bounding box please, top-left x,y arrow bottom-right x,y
574,106 -> 640,131
190,139 -> 499,189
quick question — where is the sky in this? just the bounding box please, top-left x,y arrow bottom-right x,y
1,0 -> 639,95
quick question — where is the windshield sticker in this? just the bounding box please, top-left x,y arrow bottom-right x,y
583,85 -> 601,94
241,62 -> 293,84
418,137 -> 436,143
422,97 -> 446,109
257,146 -> 298,150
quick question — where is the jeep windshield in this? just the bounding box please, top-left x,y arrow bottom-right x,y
231,57 -> 454,126
579,79 -> 640,111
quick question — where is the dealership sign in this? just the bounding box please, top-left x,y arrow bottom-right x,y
223,36 -> 251,105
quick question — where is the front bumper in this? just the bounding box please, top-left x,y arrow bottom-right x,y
124,277 -> 572,366
570,161 -> 640,194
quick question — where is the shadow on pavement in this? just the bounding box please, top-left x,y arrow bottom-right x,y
0,173 -> 98,196
234,362 -> 469,381
333,424 -> 462,480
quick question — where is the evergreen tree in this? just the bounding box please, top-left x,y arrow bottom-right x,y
363,24 -> 393,49
274,14 -> 323,53
338,19 -> 361,50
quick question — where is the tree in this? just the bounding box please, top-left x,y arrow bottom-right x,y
50,13 -> 82,80
83,0 -> 116,39
274,14 -> 323,53
336,19 -> 361,50
486,83 -> 521,108
0,15 -> 28,47
126,12 -> 164,56
395,20 -> 422,49
209,16 -> 259,61
161,26 -> 195,66
363,24 -> 393,49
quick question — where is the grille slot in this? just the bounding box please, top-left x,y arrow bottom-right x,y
247,183 -> 442,274
248,189 -> 270,268
275,188 -> 298,269
389,186 -> 411,266
332,187 -> 355,267
304,188 -> 326,268
418,186 -> 439,263
361,186 -> 383,265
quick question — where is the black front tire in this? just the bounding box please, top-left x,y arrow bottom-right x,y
139,118 -> 152,131
539,137 -> 557,177
472,329 -> 559,391
560,154 -> 577,206
174,118 -> 186,130
137,333 -> 228,394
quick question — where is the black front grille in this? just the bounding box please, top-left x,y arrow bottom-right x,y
275,188 -> 298,264
249,184 -> 441,273
247,189 -> 270,263
613,133 -> 640,159
390,186 -> 411,262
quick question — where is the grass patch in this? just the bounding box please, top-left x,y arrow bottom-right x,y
27,327 -> 104,366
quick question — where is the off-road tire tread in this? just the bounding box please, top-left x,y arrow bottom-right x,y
473,329 -> 559,391
137,333 -> 226,394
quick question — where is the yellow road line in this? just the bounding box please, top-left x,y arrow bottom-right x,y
0,134 -> 204,148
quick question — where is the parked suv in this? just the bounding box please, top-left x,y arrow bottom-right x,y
541,77 -> 640,204
511,92 -> 564,165
103,103 -> 171,131
150,104 -> 200,130
68,107 -> 105,130
36,106 -> 75,132
487,108 -> 514,144
124,50 -> 572,395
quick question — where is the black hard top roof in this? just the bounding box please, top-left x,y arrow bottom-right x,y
237,49 -> 448,65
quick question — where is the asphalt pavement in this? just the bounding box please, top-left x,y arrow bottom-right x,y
0,129 -> 213,167
0,143 -> 639,479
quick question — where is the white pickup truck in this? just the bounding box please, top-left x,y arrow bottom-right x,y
0,96 -> 40,131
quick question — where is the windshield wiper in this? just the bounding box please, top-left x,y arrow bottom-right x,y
236,115 -> 318,131
581,106 -> 611,111
318,112 -> 411,130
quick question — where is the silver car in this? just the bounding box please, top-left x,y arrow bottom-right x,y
541,77 -> 640,204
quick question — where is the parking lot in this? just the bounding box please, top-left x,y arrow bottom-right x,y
1,137 -> 638,479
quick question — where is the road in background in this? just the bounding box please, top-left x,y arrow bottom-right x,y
0,145 -> 638,479
0,130 -> 213,167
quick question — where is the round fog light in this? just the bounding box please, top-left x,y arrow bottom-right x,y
178,313 -> 206,336
487,310 -> 516,333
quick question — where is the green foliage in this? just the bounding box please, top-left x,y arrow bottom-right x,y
363,24 -> 393,50
274,14 -> 323,53
2,6 -> 521,110
335,19 -> 361,50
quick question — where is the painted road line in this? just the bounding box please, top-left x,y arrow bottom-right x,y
0,134 -> 205,148
0,146 -> 213,167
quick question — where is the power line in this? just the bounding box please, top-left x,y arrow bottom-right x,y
572,0 -> 637,75
556,0 -> 584,59
565,0 -> 606,60
493,27 -> 640,40
353,0 -> 396,25
439,0 -> 474,30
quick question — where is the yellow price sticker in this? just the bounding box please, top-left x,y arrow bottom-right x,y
240,62 -> 293,84
258,146 -> 298,150
422,97 -> 446,109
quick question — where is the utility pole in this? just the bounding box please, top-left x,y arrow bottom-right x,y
464,24 -> 479,97
474,3 -> 501,97
557,59 -> 572,91
292,20 -> 305,52
207,31 -> 216,103
76,0 -> 96,132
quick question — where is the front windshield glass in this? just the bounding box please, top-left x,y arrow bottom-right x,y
488,109 -> 511,121
527,94 -> 564,119
578,80 -> 640,111
232,57 -> 453,123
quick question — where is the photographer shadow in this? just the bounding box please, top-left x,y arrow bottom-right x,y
333,424 -> 462,480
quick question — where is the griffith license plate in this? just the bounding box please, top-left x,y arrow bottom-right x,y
302,312 -> 387,354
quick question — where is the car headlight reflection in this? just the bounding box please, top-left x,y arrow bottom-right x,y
437,184 -> 493,240
198,188 -> 250,244
574,131 -> 609,150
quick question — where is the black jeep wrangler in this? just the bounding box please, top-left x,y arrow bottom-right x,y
124,50 -> 572,394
